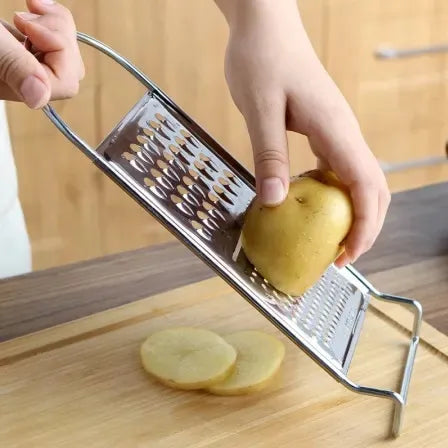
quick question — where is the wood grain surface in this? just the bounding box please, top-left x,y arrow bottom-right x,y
0,183 -> 447,342
0,243 -> 213,342
1,278 -> 447,447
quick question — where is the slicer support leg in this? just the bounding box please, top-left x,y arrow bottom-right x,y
338,293 -> 422,437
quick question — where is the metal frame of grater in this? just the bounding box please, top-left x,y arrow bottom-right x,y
42,33 -> 422,437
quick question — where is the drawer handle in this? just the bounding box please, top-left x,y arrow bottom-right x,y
379,155 -> 447,173
375,43 -> 448,59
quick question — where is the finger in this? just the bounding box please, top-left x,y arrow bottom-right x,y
14,12 -> 84,97
344,181 -> 379,262
245,95 -> 289,206
309,119 -> 384,262
26,0 -> 75,30
14,15 -> 65,52
14,17 -> 78,96
0,23 -> 50,108
318,155 -> 352,268
374,182 -> 391,238
27,26 -> 80,98
15,4 -> 84,81
335,251 -> 351,268
0,79 -> 22,101
316,158 -> 330,171
0,19 -> 25,41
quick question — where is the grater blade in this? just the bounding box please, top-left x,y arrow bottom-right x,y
96,92 -> 370,375
41,32 -> 422,437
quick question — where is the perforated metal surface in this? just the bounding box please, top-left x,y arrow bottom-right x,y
96,92 -> 370,374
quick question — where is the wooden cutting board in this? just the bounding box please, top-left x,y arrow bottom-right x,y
1,278 -> 447,448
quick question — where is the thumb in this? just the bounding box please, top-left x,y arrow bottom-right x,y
0,22 -> 50,108
245,100 -> 289,206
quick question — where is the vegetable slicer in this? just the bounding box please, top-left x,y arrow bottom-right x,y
41,33 -> 422,437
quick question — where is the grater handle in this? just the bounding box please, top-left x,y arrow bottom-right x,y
41,32 -> 159,161
42,102 -> 97,161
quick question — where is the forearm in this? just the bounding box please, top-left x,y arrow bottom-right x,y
214,0 -> 321,71
214,0 -> 301,32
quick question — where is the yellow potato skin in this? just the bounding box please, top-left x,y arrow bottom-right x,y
242,170 -> 353,296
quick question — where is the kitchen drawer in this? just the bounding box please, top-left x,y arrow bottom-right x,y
326,0 -> 448,172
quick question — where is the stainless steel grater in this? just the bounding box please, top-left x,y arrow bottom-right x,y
42,33 -> 422,437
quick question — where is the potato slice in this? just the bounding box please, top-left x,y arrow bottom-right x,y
140,327 -> 237,390
207,330 -> 285,395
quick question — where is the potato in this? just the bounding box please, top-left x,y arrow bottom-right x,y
140,327 -> 237,390
207,330 -> 285,396
242,170 -> 353,296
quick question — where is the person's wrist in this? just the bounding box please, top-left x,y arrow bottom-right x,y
216,0 -> 298,34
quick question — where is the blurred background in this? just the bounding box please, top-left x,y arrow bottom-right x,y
1,0 -> 447,271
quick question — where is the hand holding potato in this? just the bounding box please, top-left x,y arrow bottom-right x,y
215,0 -> 390,266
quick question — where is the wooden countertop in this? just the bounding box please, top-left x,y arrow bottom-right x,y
1,182 -> 447,342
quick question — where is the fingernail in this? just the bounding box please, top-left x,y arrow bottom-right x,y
41,0 -> 56,4
20,75 -> 48,109
16,12 -> 41,20
260,177 -> 285,206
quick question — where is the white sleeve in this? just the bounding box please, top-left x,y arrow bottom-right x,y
0,101 -> 32,278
